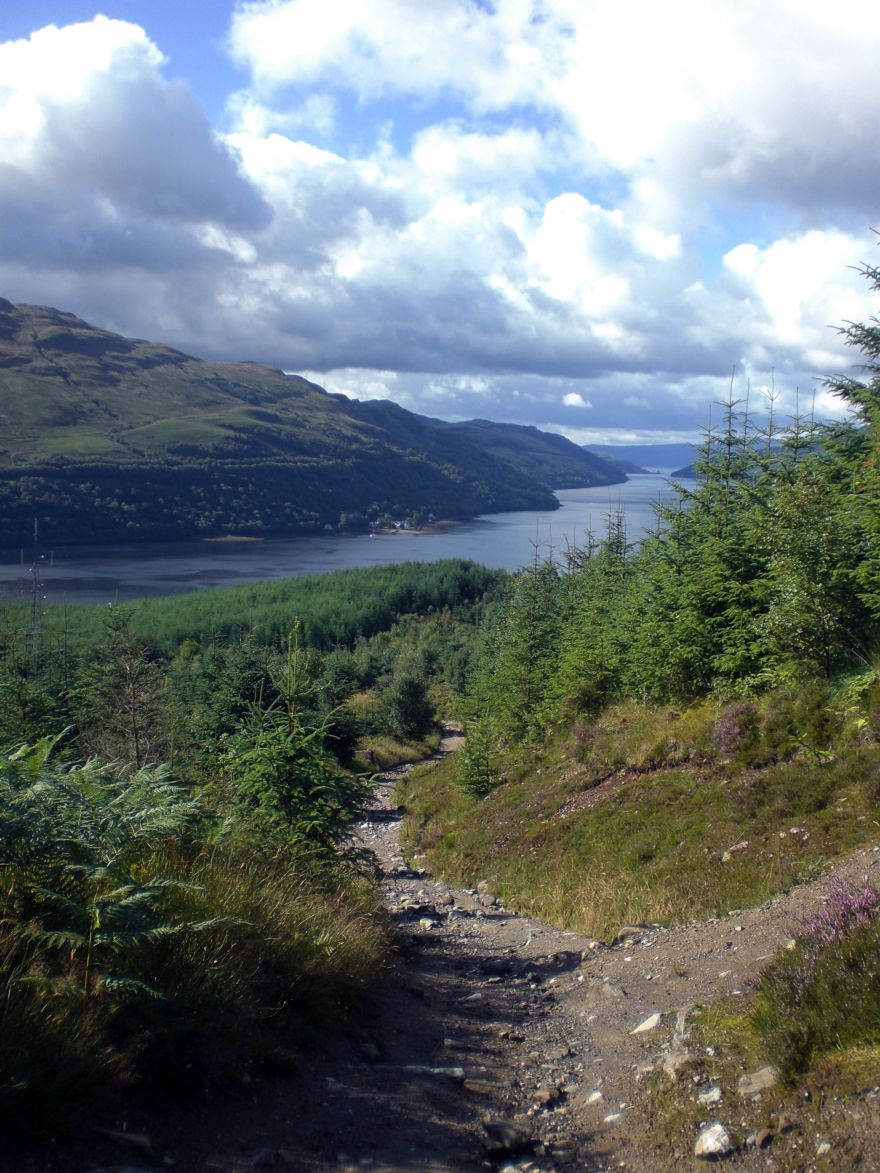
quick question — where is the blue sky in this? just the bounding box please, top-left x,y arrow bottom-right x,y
1,1 -> 879,443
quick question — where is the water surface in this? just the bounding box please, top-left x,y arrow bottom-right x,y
0,474 -> 678,605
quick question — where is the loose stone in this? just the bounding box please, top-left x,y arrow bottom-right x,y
696,1084 -> 722,1107
482,1116 -> 533,1156
630,1011 -> 662,1034
694,1122 -> 734,1159
737,1066 -> 778,1099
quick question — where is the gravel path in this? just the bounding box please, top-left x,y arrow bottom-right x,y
17,732 -> 880,1172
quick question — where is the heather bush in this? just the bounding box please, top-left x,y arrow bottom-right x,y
751,882 -> 880,1078
713,702 -> 759,757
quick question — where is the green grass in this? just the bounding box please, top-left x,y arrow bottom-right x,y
36,430 -> 124,457
351,727 -> 442,773
402,682 -> 880,938
636,990 -> 880,1171
750,888 -> 880,1079
122,415 -> 233,449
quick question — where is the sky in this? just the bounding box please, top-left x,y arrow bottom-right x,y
1,1 -> 879,444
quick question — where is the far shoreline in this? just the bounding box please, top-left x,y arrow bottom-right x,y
201,519 -> 465,544
369,519 -> 461,537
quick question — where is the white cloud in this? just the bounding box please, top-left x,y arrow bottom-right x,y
228,0 -> 554,106
230,0 -> 880,224
409,123 -> 547,192
0,17 -> 165,108
633,226 -> 681,261
712,229 -> 873,364
530,194 -> 627,310
1,6 -> 877,440
226,91 -> 337,138
299,366 -> 402,402
0,15 -> 269,278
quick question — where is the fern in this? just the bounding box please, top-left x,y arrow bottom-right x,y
0,742 -> 201,1003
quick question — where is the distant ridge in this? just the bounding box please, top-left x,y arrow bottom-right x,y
585,441 -> 698,471
0,300 -> 624,546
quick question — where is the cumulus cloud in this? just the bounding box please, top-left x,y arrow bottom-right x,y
684,230 -> 875,382
0,18 -> 269,278
229,0 -> 880,221
563,392 -> 591,408
0,5 -> 876,440
228,0 -> 554,106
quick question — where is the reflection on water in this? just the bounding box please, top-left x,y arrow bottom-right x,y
0,474 -> 678,605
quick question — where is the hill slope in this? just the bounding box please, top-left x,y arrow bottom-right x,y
0,300 -> 623,546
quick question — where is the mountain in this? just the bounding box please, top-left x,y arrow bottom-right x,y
586,442 -> 698,472
0,300 -> 624,547
585,452 -> 649,475
347,404 -> 626,490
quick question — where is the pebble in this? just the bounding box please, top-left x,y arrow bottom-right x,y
464,1079 -> 503,1096
694,1122 -> 733,1159
482,1117 -> 533,1156
550,1137 -> 577,1154
630,1012 -> 662,1034
401,1064 -> 466,1079
737,1065 -> 778,1099
696,1084 -> 722,1107
660,1048 -> 693,1080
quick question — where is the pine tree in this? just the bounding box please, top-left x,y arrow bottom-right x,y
552,509 -> 634,715
820,259 -> 880,627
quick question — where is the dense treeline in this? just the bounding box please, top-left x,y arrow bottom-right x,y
459,268 -> 880,782
0,452 -> 560,547
2,558 -> 501,656
1,559 -> 501,775
0,560 -> 497,1128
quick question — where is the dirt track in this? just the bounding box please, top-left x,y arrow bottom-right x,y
19,731 -> 880,1172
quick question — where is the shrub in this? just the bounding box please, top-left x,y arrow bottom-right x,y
751,882 -> 880,1079
0,734 -> 385,1128
455,722 -> 496,796
219,710 -> 369,853
713,702 -> 759,757
379,670 -> 435,741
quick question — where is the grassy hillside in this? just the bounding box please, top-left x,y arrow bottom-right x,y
443,418 -> 625,487
0,300 -> 622,546
401,682 -> 880,938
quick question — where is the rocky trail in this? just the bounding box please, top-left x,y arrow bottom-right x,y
17,730 -> 880,1172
